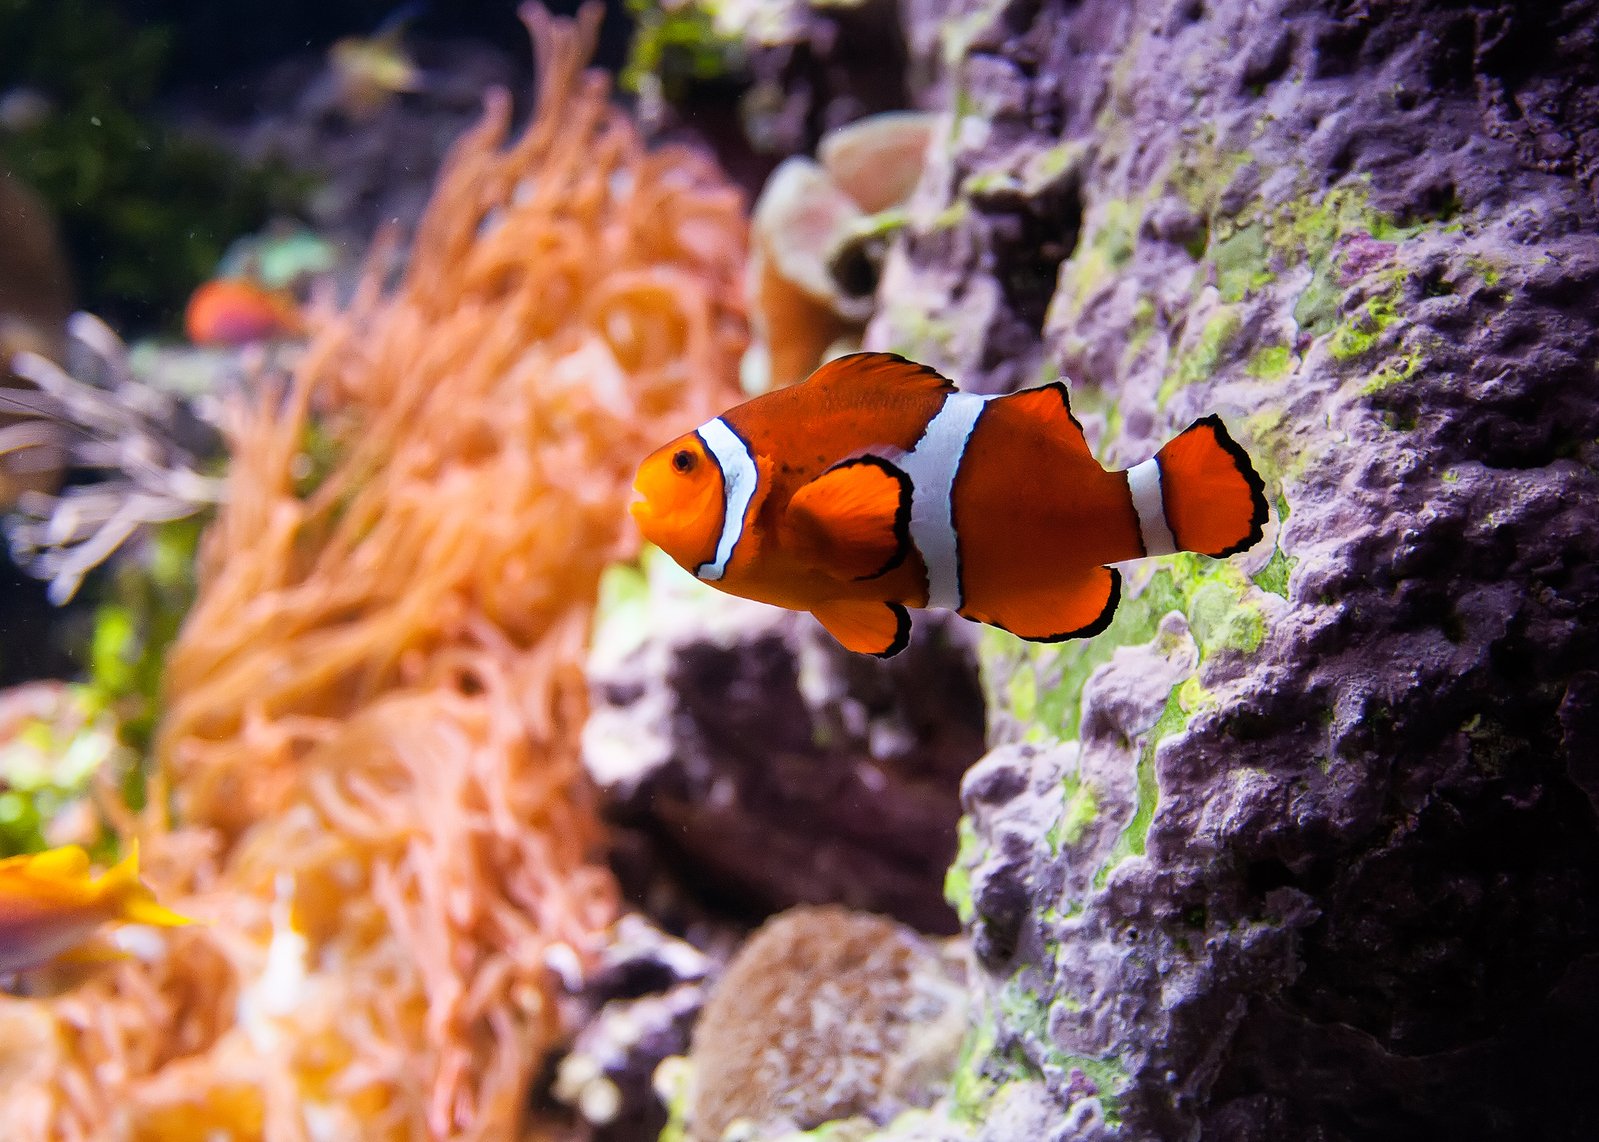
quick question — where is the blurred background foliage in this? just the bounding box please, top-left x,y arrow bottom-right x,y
0,0 -> 309,331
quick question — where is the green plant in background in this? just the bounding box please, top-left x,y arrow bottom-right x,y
87,516 -> 204,759
621,0 -> 746,101
0,0 -> 309,331
0,516 -> 203,857
0,682 -> 128,857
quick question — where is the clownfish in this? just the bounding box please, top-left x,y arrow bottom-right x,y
0,842 -> 192,975
184,278 -> 305,347
631,352 -> 1269,657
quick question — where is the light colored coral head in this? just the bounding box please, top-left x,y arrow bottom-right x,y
631,431 -> 725,573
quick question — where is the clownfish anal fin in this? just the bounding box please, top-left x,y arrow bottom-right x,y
997,380 -> 1093,459
965,566 -> 1121,643
780,457 -> 911,580
811,599 -> 913,657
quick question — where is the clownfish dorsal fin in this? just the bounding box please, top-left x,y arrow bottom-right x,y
801,351 -> 959,400
963,565 -> 1122,643
780,456 -> 911,580
811,599 -> 913,657
993,380 -> 1094,460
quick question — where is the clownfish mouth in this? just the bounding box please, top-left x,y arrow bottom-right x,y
628,488 -> 656,531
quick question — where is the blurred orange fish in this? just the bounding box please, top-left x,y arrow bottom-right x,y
0,842 -> 192,974
184,278 -> 304,346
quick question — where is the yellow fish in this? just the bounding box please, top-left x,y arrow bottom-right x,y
328,6 -> 425,122
0,842 -> 192,974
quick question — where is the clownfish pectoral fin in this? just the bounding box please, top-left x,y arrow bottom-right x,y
780,457 -> 911,580
811,599 -> 913,657
964,566 -> 1122,643
1152,415 -> 1269,558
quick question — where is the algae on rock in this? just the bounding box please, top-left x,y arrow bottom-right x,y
862,0 -> 1599,1138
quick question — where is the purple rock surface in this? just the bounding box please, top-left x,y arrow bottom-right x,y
864,0 -> 1599,1138
583,555 -> 986,936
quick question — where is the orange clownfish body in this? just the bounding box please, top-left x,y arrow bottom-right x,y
631,352 -> 1269,657
184,278 -> 304,347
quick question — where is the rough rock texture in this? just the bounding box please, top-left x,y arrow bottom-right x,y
551,915 -> 715,1142
862,0 -> 1599,1139
583,552 -> 986,935
707,0 -> 912,161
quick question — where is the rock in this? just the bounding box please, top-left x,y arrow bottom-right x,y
583,551 -> 986,935
552,914 -> 713,1142
865,0 -> 1599,1138
681,905 -> 969,1141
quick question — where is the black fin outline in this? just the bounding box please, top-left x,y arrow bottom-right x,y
1036,378 -> 1089,441
1177,414 -> 1270,558
975,567 -> 1123,644
872,602 -> 913,658
815,454 -> 914,581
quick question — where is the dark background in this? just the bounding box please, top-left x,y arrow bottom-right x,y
115,0 -> 631,84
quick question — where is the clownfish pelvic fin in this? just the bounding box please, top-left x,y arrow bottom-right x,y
811,599 -> 912,657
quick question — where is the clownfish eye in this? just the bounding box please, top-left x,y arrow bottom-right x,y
672,449 -> 696,474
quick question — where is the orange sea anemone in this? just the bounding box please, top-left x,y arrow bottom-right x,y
0,4 -> 748,1138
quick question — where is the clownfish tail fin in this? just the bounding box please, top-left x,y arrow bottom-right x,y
1130,416 -> 1268,559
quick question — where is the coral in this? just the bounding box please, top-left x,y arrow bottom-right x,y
744,156 -> 871,390
0,4 -> 748,1139
683,905 -> 969,1141
744,113 -> 935,391
3,314 -> 225,604
0,170 -> 72,507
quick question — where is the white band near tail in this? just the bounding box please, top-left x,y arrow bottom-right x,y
694,417 -> 759,581
902,391 -> 991,611
1127,457 -> 1177,557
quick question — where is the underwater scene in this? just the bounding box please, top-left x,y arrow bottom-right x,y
1,0 -> 1597,1138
